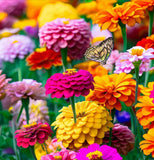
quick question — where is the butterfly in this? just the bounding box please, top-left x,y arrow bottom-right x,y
84,37 -> 114,65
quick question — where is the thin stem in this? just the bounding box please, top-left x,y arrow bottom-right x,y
134,66 -> 140,105
109,109 -> 115,146
70,96 -> 76,123
17,59 -> 22,81
61,48 -> 67,72
119,21 -> 127,52
11,120 -> 20,160
44,143 -> 49,154
130,107 -> 136,135
148,10 -> 154,36
0,101 -> 3,125
16,105 -> 24,123
22,98 -> 29,124
29,146 -> 37,160
144,61 -> 152,87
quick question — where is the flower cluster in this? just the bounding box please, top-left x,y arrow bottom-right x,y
26,48 -> 62,70
86,73 -> 137,111
45,69 -> 94,98
0,35 -> 35,62
39,18 -> 91,60
15,122 -> 52,148
52,101 -> 113,150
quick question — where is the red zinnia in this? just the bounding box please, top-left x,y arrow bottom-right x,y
26,48 -> 62,70
15,122 -> 52,148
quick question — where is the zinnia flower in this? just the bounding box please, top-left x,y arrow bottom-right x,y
39,18 -> 91,60
74,61 -> 108,77
6,79 -> 46,105
18,99 -> 49,127
41,149 -> 76,160
15,122 -> 52,148
93,2 -> 144,32
0,0 -> 26,17
103,123 -> 135,155
45,69 -> 94,99
76,143 -> 122,160
0,28 -> 19,38
0,35 -> 35,62
26,48 -> 62,70
86,73 -> 137,111
140,128 -> 154,158
51,101 -> 113,150
132,0 -> 154,11
114,46 -> 154,76
135,96 -> 154,129
38,2 -> 79,27
140,82 -> 154,96
0,70 -> 11,99
150,85 -> 154,103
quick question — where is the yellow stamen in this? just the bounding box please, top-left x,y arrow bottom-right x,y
35,48 -> 46,52
54,155 -> 62,160
130,48 -> 144,56
12,40 -> 18,44
23,122 -> 37,128
92,37 -> 105,44
63,68 -> 77,75
86,150 -> 103,160
8,106 -> 13,113
63,20 -> 69,25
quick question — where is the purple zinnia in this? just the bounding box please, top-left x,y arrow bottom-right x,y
103,123 -> 135,155
76,143 -> 122,160
0,0 -> 26,17
0,35 -> 35,62
5,79 -> 46,105
45,69 -> 94,98
39,18 -> 91,60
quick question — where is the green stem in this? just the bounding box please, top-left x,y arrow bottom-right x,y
61,48 -> 67,72
70,96 -> 76,123
17,59 -> 22,81
134,65 -> 140,105
22,98 -> 29,124
119,21 -> 127,52
148,10 -> 154,36
16,105 -> 24,123
108,109 -> 115,146
0,101 -> 3,125
29,146 -> 37,160
144,60 -> 152,87
44,143 -> 49,154
130,107 -> 136,135
11,120 -> 20,160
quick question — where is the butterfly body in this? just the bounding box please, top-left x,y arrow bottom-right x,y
84,37 -> 114,65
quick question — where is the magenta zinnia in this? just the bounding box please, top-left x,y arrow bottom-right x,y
76,143 -> 122,160
39,18 -> 91,60
15,122 -> 52,148
45,69 -> 94,99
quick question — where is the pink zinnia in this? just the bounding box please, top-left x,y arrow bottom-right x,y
15,122 -> 52,148
76,143 -> 122,160
39,18 -> 91,60
45,69 -> 94,98
41,149 -> 76,160
103,123 -> 135,155
150,85 -> 154,104
6,79 -> 46,105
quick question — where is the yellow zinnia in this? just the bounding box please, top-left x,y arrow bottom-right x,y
38,2 -> 79,27
52,101 -> 113,150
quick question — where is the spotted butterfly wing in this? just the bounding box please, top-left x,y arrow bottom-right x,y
84,37 -> 114,65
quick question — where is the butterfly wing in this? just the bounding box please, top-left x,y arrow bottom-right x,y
84,37 -> 114,65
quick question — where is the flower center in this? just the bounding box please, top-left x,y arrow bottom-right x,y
63,68 -> 77,75
130,48 -> 144,56
35,48 -> 46,52
63,20 -> 69,25
23,122 -> 37,128
54,156 -> 62,160
86,150 -> 103,160
12,40 -> 18,43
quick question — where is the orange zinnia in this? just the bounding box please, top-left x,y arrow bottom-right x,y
26,48 -> 62,70
93,2 -> 144,32
132,0 -> 154,11
140,82 -> 154,96
140,128 -> 154,158
86,73 -> 137,111
74,61 -> 108,77
135,96 -> 154,129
